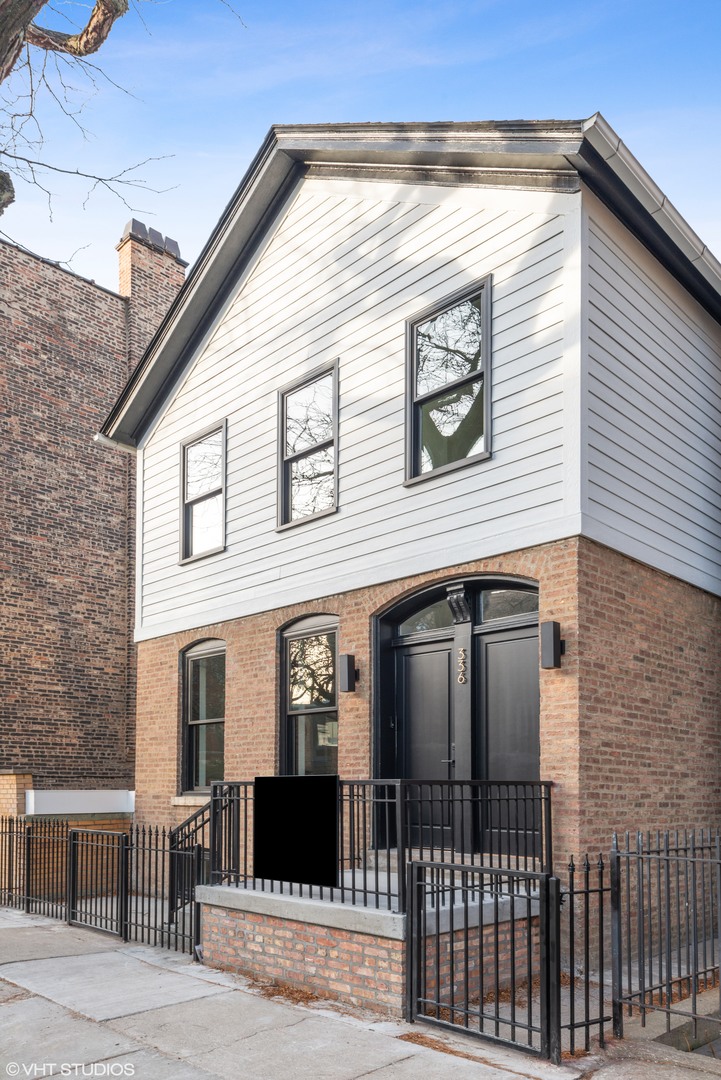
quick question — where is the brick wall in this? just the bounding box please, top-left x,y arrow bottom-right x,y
201,899 -> 539,1019
136,536 -> 721,860
576,540 -> 721,852
202,904 -> 407,1016
0,773 -> 32,816
0,233 -> 184,790
134,539 -> 579,828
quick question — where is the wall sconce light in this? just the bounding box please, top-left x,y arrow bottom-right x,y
339,654 -> 359,692
540,621 -> 565,669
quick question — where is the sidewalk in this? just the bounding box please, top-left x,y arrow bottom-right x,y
0,908 -> 717,1079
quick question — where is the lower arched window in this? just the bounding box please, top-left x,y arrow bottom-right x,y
281,616 -> 338,775
183,640 -> 225,791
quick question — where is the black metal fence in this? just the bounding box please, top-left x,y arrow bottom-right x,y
210,779 -> 553,912
0,815 -> 203,954
611,829 -> 721,1039
407,853 -> 612,1064
408,860 -> 562,1060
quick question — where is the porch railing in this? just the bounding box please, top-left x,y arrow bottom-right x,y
209,778 -> 552,912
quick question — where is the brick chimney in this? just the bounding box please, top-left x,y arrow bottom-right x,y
117,219 -> 187,371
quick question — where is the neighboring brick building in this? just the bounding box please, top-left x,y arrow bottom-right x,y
0,222 -> 186,807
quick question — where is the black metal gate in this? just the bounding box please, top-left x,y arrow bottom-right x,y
0,816 -> 204,954
68,829 -> 128,936
407,860 -> 562,1063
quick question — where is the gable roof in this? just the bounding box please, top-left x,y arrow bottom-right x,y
99,114 -> 721,449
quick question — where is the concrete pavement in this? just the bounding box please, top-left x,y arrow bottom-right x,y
0,908 -> 718,1079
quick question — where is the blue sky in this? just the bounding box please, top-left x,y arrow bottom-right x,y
2,0 -> 720,290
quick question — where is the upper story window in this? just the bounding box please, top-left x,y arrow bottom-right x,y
279,364 -> 337,527
407,278 -> 491,481
180,422 -> 226,561
184,640 -> 225,791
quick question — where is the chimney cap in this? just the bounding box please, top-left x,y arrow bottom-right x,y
120,219 -> 186,265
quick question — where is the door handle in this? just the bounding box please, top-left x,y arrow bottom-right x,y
441,743 -> 456,767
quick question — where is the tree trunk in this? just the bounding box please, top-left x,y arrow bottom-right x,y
0,0 -> 45,83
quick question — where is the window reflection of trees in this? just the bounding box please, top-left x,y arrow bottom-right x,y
286,376 -> 333,455
282,371 -> 335,522
289,633 -> 336,709
415,293 -> 486,473
186,431 -> 222,499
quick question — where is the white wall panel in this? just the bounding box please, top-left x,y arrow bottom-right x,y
584,192 -> 721,594
137,177 -> 579,638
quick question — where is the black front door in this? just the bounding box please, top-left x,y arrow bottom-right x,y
379,581 -> 541,850
396,639 -> 454,780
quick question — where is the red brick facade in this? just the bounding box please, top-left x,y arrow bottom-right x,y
135,536 -> 721,859
0,231 -> 184,790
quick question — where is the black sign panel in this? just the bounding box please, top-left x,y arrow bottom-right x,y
253,774 -> 339,888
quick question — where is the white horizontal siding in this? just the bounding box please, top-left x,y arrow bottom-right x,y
584,193 -> 721,594
138,177 -> 579,638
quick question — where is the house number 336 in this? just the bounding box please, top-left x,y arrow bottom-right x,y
457,648 -> 467,684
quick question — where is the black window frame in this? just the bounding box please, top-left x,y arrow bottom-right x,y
405,277 -> 492,484
277,361 -> 338,529
179,420 -> 227,563
182,639 -> 226,793
280,615 -> 339,776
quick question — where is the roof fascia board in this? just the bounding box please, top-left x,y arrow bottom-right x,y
569,114 -> 721,322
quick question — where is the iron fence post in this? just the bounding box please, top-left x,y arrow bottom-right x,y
406,860 -> 421,1022
193,843 -> 203,955
66,829 -> 77,926
547,875 -> 562,1065
23,822 -> 33,914
119,832 -> 130,942
396,780 -> 407,913
610,836 -> 624,1039
209,783 -> 221,884
543,785 -> 553,876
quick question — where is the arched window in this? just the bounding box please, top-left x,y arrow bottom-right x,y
281,615 -> 338,776
183,639 -> 225,791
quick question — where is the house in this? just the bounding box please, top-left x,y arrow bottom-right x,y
99,116 -> 721,866
0,223 -> 185,818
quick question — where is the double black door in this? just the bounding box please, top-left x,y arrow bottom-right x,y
394,623 -> 539,784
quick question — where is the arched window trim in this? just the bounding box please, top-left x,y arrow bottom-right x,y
280,615 -> 339,777
378,575 -> 539,640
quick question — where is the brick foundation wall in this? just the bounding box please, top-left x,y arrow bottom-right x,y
0,235 -> 184,791
424,916 -> 540,1008
202,903 -> 407,1016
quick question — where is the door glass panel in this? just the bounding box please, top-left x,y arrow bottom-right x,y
482,589 -> 539,622
398,598 -> 453,635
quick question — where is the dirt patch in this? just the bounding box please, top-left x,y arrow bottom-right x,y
398,1031 -> 488,1062
257,982 -> 322,1007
